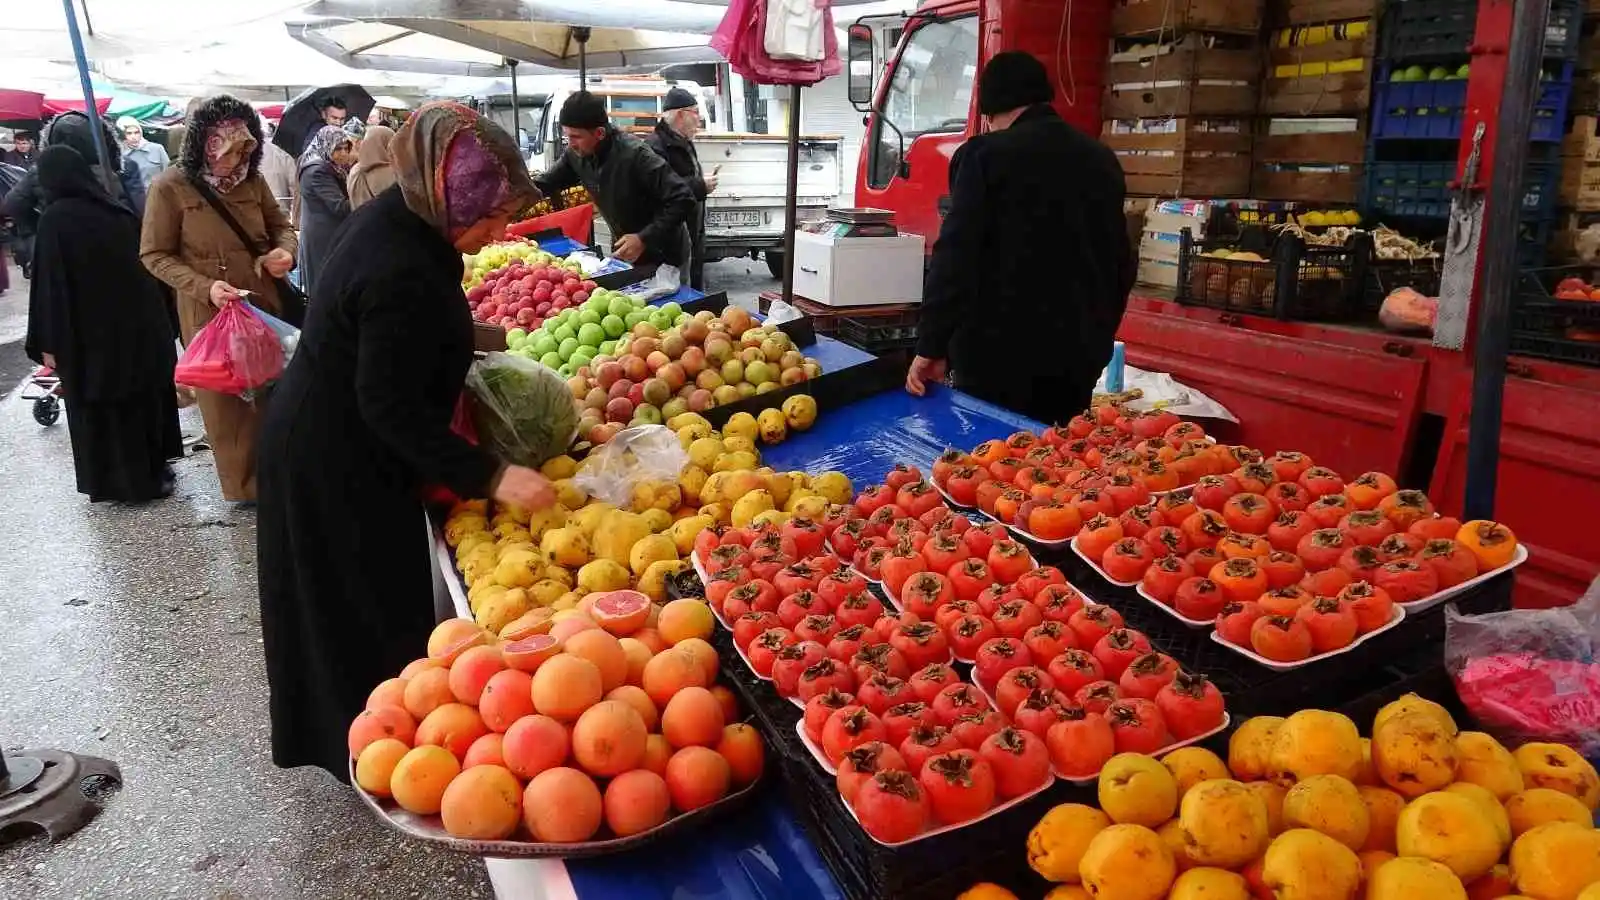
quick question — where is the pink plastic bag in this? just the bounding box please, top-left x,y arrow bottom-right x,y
1445,576 -> 1600,757
712,0 -> 840,86
174,300 -> 285,395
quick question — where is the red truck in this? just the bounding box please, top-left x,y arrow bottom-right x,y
845,0 -> 1600,608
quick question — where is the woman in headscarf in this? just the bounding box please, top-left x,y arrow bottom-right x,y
256,101 -> 555,780
345,123 -> 396,209
141,93 -> 297,503
295,125 -> 356,298
25,146 -> 182,502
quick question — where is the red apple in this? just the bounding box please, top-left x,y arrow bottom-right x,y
605,397 -> 633,423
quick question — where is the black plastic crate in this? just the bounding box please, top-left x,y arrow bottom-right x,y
834,313 -> 920,353
1380,0 -> 1478,61
1365,255 -> 1444,311
1176,226 -> 1373,321
1509,264 -> 1600,366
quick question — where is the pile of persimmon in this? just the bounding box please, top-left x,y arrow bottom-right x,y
1090,455 -> 1524,662
930,405 -> 1216,540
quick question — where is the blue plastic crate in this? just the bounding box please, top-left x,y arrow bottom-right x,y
1364,155 -> 1559,220
1372,62 -> 1572,142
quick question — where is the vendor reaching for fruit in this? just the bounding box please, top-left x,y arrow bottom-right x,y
256,102 -> 556,782
535,92 -> 695,274
906,52 -> 1133,423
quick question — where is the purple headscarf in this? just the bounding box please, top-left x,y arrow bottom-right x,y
391,101 -> 540,240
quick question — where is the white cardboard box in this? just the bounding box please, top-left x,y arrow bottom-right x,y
792,230 -> 925,306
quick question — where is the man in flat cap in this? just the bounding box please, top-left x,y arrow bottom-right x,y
647,86 -> 717,290
537,92 -> 694,273
906,51 -> 1134,423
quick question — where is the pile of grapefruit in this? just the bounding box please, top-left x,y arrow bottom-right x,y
348,590 -> 764,844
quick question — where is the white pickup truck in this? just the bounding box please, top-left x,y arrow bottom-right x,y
692,133 -> 844,278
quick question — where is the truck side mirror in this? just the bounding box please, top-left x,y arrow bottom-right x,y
847,24 -> 874,109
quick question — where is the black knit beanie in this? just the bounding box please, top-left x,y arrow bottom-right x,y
978,51 -> 1054,116
559,92 -> 609,130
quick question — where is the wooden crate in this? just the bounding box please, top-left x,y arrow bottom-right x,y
1112,0 -> 1263,36
1560,159 -> 1600,211
1564,115 -> 1600,164
1252,127 -> 1366,202
1263,34 -> 1375,115
1274,0 -> 1375,26
1104,122 -> 1253,196
1105,40 -> 1259,118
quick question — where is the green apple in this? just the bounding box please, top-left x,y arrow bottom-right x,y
1427,66 -> 1449,81
659,301 -> 682,319
721,359 -> 745,385
624,309 -> 651,328
631,403 -> 663,426
1402,64 -> 1426,82
599,339 -> 618,356
539,351 -> 563,369
530,334 -> 558,358
649,311 -> 673,331
557,337 -> 580,361
1455,63 -> 1470,78
662,397 -> 689,420
552,323 -> 577,344
578,322 -> 606,347
576,308 -> 602,327
558,363 -> 575,378
601,314 -> 626,339
607,295 -> 633,318
584,293 -> 609,313
571,347 -> 596,369
675,312 -> 691,327
505,327 -> 527,347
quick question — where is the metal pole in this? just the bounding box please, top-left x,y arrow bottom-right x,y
575,27 -> 591,87
61,0 -> 113,191
1462,0 -> 1550,519
507,58 -> 520,149
781,84 -> 802,305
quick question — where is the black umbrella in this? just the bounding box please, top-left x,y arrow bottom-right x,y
272,84 -> 375,155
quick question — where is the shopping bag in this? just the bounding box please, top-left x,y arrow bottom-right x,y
243,301 -> 302,367
174,301 -> 285,395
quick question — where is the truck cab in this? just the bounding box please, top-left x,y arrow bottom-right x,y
848,0 -> 1113,243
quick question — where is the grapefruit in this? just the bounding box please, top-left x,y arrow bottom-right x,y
563,629 -> 629,692
500,607 -> 555,641
479,669 -> 536,732
355,737 -> 410,796
448,645 -> 506,705
605,685 -> 660,731
571,700 -> 649,777
440,764 -> 523,840
590,590 -> 652,635
463,733 -> 506,768
618,637 -> 653,686
641,648 -> 708,708
523,767 -> 604,843
415,703 -> 489,760
641,734 -> 673,775
657,598 -> 715,645
503,714 -> 570,779
674,638 -> 719,683
664,746 -> 731,812
403,667 -> 455,720
428,618 -> 489,664
604,770 -> 672,837
366,677 -> 409,711
716,723 -> 766,786
390,745 -> 461,815
502,634 -> 562,673
532,654 -> 604,722
662,687 -> 726,749
349,705 -> 416,758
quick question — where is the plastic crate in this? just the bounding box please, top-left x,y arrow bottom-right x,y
1509,264 -> 1600,366
1379,0 -> 1477,61
1365,154 -> 1560,220
1177,226 -> 1373,321
834,313 -> 920,354
1373,62 -> 1572,142
1365,256 -> 1444,311
1520,218 -> 1557,269
1544,0 -> 1584,61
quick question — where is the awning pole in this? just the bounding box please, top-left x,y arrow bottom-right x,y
60,0 -> 113,190
1462,0 -> 1550,519
575,27 -> 591,87
507,58 -> 520,149
781,84 -> 801,305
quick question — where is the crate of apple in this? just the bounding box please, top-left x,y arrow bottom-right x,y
466,260 -> 598,334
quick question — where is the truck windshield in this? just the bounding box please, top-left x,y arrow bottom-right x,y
867,15 -> 979,189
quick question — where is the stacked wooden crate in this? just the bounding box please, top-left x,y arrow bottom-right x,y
1252,0 -> 1376,203
1102,0 -> 1262,199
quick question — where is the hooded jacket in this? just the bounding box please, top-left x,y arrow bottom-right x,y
535,129 -> 694,266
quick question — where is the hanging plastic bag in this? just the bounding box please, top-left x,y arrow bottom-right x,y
1444,576 -> 1600,757
174,300 -> 284,396
765,0 -> 826,61
1378,287 -> 1438,334
465,352 -> 581,469
243,302 -> 301,368
571,425 -> 689,509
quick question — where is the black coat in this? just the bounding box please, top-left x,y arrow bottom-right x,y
256,186 -> 501,778
295,159 -> 351,298
645,122 -> 709,200
536,130 -> 695,266
917,106 -> 1134,422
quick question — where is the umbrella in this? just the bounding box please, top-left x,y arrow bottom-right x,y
42,95 -> 112,117
0,90 -> 45,126
272,83 -> 375,155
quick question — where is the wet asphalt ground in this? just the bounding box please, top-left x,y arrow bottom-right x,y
0,258 -> 776,898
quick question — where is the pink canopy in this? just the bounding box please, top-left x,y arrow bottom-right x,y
41,95 -> 112,117
256,103 -> 285,121
0,89 -> 45,122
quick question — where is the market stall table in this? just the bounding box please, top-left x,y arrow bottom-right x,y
426,380 -> 1045,900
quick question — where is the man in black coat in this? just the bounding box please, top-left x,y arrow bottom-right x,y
646,87 -> 717,289
536,92 -> 695,270
1,131 -> 36,168
906,52 -> 1134,424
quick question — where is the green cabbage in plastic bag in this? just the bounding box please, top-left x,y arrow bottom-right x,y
465,352 -> 579,468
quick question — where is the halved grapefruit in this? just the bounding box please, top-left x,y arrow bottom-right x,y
428,618 -> 488,664
502,634 -> 562,673
589,590 -> 652,636
499,607 -> 555,641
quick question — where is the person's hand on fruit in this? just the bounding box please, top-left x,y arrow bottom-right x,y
208,280 -> 243,308
494,465 -> 557,510
905,356 -> 947,397
260,248 -> 294,279
612,233 -> 645,262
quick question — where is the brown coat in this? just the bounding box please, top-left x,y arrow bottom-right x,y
140,169 -> 298,501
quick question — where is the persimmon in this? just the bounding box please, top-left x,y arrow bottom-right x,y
1260,550 -> 1306,589
1337,544 -> 1385,584
1101,537 -> 1154,582
970,439 -> 1009,466
1068,604 -> 1124,649
1035,584 -> 1086,624
1140,460 -> 1180,492
1210,557 -> 1269,603
987,540 -> 1033,584
1306,493 -> 1352,529
1299,566 -> 1352,598
1372,559 -> 1439,604
1223,492 -> 1275,534
1340,510 -> 1396,547
1164,421 -> 1208,447
1295,596 -> 1359,653
1375,488 -> 1434,530
1265,480 -> 1311,513
1419,536 -> 1484,587
974,479 -> 1009,516
1156,488 -> 1199,526
1013,466 -> 1053,494
1169,451 -> 1207,486
1232,462 -> 1277,495
1192,474 -> 1241,511
944,466 -> 985,506
1215,600 -> 1265,646
1217,530 -> 1272,560
1455,520 -> 1518,569
1023,444 -> 1062,469
931,450 -> 968,487
1345,471 -> 1398,510
1407,515 -> 1462,541
1141,555 -> 1194,604
1173,576 -> 1227,620
1144,525 -> 1190,558
1180,509 -> 1230,550
1003,430 -> 1038,458
1250,615 -> 1313,662
1297,528 -> 1354,572
1119,502 -> 1165,539
1076,514 -> 1124,561
1046,707 -> 1116,778
1338,581 -> 1395,633
1375,532 -> 1424,562
1298,466 -> 1346,498
1185,546 -> 1223,574
1071,487 -> 1117,522
1267,450 -> 1314,482
993,487 -> 1028,524
1258,584 -> 1312,617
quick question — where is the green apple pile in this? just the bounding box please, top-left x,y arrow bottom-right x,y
505,291 -> 677,378
567,305 -> 825,445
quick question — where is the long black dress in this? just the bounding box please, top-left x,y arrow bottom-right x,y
256,185 -> 501,779
24,147 -> 181,502
295,159 -> 351,299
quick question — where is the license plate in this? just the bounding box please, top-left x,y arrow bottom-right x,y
707,210 -> 762,227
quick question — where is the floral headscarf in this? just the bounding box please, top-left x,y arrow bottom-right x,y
391,101 -> 540,241
299,124 -> 355,177
203,118 -> 257,193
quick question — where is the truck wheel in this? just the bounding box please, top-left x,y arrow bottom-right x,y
764,251 -> 784,280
